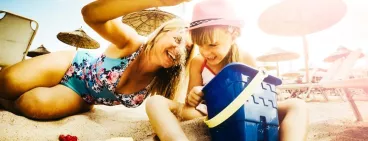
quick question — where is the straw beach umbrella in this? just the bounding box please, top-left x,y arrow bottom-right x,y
258,0 -> 347,82
260,65 -> 277,71
256,47 -> 300,76
27,44 -> 50,57
282,72 -> 302,78
122,9 -> 177,36
57,27 -> 100,50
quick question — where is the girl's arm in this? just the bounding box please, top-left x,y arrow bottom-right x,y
181,55 -> 207,120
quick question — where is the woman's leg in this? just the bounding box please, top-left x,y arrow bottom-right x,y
146,95 -> 189,141
0,51 -> 92,120
278,98 -> 309,141
15,84 -> 92,120
0,50 -> 75,100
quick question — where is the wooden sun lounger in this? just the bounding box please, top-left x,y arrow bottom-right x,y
321,78 -> 368,122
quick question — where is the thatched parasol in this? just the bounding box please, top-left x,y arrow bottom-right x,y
258,0 -> 347,82
257,47 -> 300,62
27,44 -> 50,57
57,27 -> 100,50
122,9 -> 177,36
260,65 -> 277,71
282,72 -> 303,78
324,46 -> 364,63
257,47 -> 300,76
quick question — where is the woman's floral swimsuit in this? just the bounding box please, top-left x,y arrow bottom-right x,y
60,46 -> 150,108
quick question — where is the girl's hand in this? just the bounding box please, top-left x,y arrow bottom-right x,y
186,86 -> 204,107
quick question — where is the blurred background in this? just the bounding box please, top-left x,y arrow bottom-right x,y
1,0 -> 367,77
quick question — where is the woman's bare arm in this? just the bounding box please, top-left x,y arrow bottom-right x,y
81,0 -> 164,48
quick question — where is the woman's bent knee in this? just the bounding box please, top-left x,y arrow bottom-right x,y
15,88 -> 56,119
146,95 -> 171,112
14,87 -> 84,120
0,68 -> 20,100
146,95 -> 165,106
278,98 -> 308,119
287,98 -> 308,112
146,95 -> 181,114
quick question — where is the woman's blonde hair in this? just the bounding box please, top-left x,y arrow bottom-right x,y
144,18 -> 195,100
190,25 -> 241,65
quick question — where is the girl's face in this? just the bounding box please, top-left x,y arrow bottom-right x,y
196,28 -> 234,66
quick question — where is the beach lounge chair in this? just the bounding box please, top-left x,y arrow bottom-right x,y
277,49 -> 363,101
321,77 -> 368,122
0,10 -> 38,67
277,58 -> 343,101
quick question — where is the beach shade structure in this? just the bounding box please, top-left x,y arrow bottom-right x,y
324,46 -> 364,63
260,65 -> 277,71
57,27 -> 100,50
259,62 -> 278,71
256,47 -> 300,76
258,0 -> 347,82
299,67 -> 319,71
313,71 -> 326,77
299,68 -> 327,73
296,68 -> 326,83
122,9 -> 177,36
282,72 -> 302,78
26,44 -> 50,57
299,67 -> 327,72
299,68 -> 327,77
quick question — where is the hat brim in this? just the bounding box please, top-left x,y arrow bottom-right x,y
188,19 -> 244,30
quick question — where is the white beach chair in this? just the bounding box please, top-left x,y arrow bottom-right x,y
319,50 -> 366,121
0,10 -> 39,67
277,49 -> 362,101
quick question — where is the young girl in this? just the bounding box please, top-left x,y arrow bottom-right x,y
146,0 -> 309,141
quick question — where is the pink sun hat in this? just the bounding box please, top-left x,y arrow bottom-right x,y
189,0 -> 244,30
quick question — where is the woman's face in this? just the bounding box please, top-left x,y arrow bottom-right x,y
152,29 -> 192,68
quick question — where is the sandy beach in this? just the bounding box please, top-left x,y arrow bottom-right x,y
1,0 -> 367,140
0,95 -> 368,141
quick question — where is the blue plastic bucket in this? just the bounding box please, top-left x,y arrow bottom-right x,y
202,63 -> 282,141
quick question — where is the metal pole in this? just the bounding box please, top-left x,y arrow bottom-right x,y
276,62 -> 279,77
303,35 -> 309,83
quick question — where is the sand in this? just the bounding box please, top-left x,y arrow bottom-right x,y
1,97 -> 368,141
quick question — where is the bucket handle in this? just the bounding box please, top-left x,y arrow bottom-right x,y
204,68 -> 269,128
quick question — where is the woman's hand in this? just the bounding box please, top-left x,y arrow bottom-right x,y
82,0 -> 163,49
185,86 -> 204,107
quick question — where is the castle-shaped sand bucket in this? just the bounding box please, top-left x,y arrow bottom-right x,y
202,63 -> 282,141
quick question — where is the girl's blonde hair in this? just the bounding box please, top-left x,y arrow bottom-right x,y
190,25 -> 242,65
144,18 -> 195,100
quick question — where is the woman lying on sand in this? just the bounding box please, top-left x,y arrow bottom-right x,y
0,0 -> 194,120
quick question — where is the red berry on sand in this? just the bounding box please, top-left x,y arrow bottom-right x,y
59,135 -> 65,141
59,134 -> 78,141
